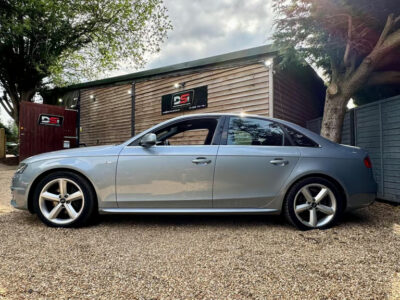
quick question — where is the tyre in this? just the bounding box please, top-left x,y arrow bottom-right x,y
33,171 -> 96,228
283,177 -> 344,230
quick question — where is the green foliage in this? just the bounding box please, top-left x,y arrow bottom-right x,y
273,0 -> 400,81
0,0 -> 172,91
0,121 -> 18,142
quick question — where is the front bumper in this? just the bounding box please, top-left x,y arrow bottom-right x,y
10,173 -> 29,210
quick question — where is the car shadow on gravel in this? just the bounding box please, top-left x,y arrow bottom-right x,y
96,209 -> 378,230
6,202 -> 393,230
97,213 -> 288,229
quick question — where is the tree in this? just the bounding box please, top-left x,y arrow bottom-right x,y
273,0 -> 400,142
0,0 -> 172,124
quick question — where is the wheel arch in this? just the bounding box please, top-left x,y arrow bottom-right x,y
27,168 -> 98,214
283,173 -> 348,210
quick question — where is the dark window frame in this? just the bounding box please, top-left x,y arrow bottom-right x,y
129,116 -> 225,146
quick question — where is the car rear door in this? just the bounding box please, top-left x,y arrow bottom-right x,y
213,116 -> 300,208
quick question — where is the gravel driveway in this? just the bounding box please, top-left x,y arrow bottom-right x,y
0,164 -> 400,299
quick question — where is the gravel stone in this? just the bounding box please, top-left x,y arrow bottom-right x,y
1,166 -> 400,299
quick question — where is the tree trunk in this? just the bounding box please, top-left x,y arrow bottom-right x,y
13,106 -> 19,127
4,88 -> 36,126
320,86 -> 349,143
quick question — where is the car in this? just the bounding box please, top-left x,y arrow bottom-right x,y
11,113 -> 377,230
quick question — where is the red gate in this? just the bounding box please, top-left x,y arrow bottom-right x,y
19,102 -> 78,160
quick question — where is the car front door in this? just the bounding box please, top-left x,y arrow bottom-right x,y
116,117 -> 223,208
213,116 -> 300,208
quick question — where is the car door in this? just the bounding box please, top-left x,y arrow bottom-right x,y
116,117 -> 223,208
213,116 -> 300,208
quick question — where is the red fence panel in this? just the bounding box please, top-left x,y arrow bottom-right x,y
19,102 -> 78,160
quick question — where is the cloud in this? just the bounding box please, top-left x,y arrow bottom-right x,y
113,0 -> 274,75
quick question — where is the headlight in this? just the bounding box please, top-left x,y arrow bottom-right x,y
16,163 -> 28,174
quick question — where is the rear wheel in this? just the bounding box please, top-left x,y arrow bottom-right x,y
33,171 -> 96,228
283,177 -> 344,230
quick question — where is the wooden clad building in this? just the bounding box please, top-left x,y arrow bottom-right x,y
46,45 -> 326,146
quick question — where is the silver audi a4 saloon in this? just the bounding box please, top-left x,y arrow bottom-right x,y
11,113 -> 377,230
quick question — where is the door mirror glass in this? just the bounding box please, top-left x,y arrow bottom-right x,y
140,133 -> 157,147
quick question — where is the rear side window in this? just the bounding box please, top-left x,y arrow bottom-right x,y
227,117 -> 284,146
283,125 -> 319,147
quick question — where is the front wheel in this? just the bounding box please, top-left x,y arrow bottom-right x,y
283,177 -> 344,230
33,171 -> 96,228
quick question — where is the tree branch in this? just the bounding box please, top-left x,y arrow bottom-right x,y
376,14 -> 395,48
372,14 -> 400,59
380,27 -> 400,54
0,97 -> 14,118
367,71 -> 400,86
330,56 -> 340,82
343,15 -> 353,67
1,92 -> 13,112
345,13 -> 400,94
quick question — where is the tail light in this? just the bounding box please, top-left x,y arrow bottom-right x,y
364,156 -> 372,169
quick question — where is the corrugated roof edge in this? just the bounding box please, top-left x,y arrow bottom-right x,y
61,44 -> 278,91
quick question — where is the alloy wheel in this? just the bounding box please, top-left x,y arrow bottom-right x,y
293,183 -> 337,228
38,178 -> 85,225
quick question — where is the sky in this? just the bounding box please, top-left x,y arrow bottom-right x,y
1,0 -> 275,124
112,0 -> 275,75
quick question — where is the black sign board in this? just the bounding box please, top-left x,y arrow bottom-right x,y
38,114 -> 64,127
161,86 -> 207,115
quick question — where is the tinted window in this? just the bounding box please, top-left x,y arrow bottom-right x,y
154,118 -> 218,146
283,125 -> 318,147
227,117 -> 284,146
166,129 -> 210,145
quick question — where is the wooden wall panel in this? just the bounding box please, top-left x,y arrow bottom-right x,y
273,70 -> 323,127
135,63 -> 270,135
80,84 -> 132,146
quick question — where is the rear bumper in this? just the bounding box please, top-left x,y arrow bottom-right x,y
346,192 -> 376,211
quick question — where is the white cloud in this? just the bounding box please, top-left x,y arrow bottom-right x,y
115,0 -> 274,73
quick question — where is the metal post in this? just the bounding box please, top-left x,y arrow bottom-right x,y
349,109 -> 355,146
131,82 -> 136,137
76,90 -> 81,146
379,103 -> 384,198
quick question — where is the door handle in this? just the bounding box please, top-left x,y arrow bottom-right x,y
270,158 -> 289,166
192,157 -> 212,165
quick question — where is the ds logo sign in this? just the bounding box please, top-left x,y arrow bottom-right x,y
38,114 -> 64,127
161,85 -> 207,115
172,91 -> 194,108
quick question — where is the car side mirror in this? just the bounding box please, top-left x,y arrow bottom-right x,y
140,133 -> 157,148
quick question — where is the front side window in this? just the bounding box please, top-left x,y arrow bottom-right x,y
154,118 -> 219,146
227,117 -> 284,146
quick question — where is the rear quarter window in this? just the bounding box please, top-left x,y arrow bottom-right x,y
283,125 -> 319,147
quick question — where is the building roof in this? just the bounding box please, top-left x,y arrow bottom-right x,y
64,44 -> 278,90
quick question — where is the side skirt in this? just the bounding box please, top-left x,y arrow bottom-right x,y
99,208 -> 280,215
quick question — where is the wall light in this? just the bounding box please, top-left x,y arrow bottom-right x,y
58,98 -> 63,103
90,94 -> 96,101
173,82 -> 186,89
264,58 -> 273,67
127,89 -> 132,95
